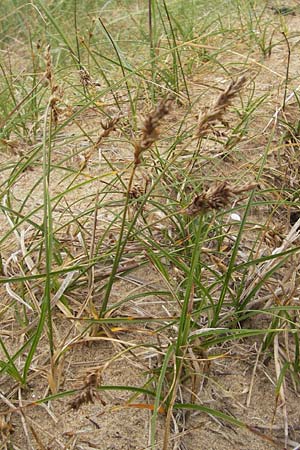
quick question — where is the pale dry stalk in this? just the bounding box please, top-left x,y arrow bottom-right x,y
195,76 -> 247,138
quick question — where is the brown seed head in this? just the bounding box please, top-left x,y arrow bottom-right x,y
69,369 -> 105,411
196,76 -> 247,138
80,115 -> 120,169
79,66 -> 101,88
186,181 -> 256,216
45,45 -> 52,84
134,98 -> 172,165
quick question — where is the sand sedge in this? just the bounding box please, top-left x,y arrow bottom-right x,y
2,3 -> 300,450
186,181 -> 257,216
99,97 -> 173,318
195,75 -> 247,138
134,97 -> 173,166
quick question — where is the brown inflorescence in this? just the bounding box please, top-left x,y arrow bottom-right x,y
195,76 -> 247,138
81,115 -> 120,169
44,45 -> 66,127
69,369 -> 106,411
186,181 -> 257,216
134,98 -> 172,166
79,65 -> 101,88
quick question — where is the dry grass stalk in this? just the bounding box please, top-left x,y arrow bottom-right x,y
69,369 -> 106,410
195,76 -> 247,138
134,98 -> 172,165
274,334 -> 289,449
186,181 -> 257,216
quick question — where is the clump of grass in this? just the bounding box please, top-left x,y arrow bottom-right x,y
1,2 -> 300,450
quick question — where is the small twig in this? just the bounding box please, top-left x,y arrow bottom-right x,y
274,335 -> 289,449
246,342 -> 263,407
282,32 -> 291,111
